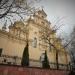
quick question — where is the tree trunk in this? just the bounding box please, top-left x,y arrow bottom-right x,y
56,50 -> 59,69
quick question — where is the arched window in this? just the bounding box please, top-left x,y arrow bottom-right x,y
32,37 -> 37,48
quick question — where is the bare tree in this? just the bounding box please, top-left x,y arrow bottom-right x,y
39,22 -> 69,69
0,0 -> 40,25
68,26 -> 75,69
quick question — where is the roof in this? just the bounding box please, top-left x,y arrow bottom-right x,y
37,9 -> 47,17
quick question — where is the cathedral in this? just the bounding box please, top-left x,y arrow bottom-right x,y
0,9 -> 70,68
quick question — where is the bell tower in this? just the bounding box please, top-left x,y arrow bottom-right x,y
26,9 -> 51,64
32,9 -> 51,28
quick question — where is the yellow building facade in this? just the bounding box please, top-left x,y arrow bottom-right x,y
0,9 -> 70,67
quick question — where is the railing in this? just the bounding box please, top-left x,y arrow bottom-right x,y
0,55 -> 71,71
49,62 -> 70,70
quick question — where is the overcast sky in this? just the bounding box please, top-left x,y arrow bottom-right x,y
0,0 -> 75,38
35,0 -> 75,38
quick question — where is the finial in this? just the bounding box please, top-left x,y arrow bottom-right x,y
41,6 -> 44,10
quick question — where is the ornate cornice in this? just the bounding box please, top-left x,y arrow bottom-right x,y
0,29 -> 26,43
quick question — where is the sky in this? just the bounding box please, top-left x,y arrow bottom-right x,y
35,0 -> 75,38
0,0 -> 75,39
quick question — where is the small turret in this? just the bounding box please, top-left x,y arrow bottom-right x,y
34,9 -> 47,19
2,24 -> 7,31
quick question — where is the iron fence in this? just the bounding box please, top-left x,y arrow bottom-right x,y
0,55 -> 71,70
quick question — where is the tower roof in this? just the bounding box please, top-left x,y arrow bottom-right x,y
37,9 -> 47,17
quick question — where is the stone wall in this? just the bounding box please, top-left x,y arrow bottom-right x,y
0,65 -> 70,75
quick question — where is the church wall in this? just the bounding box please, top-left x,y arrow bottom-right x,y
0,30 -> 25,58
28,23 -> 42,61
0,9 -> 71,67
